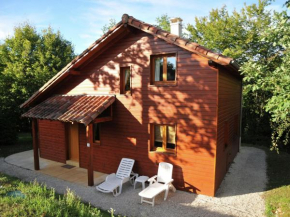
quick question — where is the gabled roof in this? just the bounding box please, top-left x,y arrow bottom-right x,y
122,15 -> 236,66
22,95 -> 115,126
21,14 -> 240,108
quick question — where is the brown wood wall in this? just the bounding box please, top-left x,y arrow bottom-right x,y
38,120 -> 66,163
66,30 -> 218,196
214,66 -> 242,193
36,29 -> 240,196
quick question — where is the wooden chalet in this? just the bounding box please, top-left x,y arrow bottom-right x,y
21,14 -> 242,196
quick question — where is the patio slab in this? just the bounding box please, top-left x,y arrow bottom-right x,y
1,146 -> 267,217
5,150 -> 107,186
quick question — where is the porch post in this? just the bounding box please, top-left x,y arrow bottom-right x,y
32,119 -> 40,170
86,124 -> 94,186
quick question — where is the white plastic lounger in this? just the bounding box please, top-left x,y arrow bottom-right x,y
96,158 -> 135,197
139,162 -> 176,206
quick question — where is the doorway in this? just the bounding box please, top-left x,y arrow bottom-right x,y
67,123 -> 79,167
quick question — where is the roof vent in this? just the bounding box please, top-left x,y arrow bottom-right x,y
170,17 -> 183,37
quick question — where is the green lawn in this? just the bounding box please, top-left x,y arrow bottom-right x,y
0,133 -> 33,158
243,144 -> 290,217
0,173 -> 112,217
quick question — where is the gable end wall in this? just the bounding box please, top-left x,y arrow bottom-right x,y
40,30 -> 224,196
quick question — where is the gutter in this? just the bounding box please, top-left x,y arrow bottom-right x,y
230,60 -> 240,71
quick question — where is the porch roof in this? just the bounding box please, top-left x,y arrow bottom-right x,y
22,94 -> 115,126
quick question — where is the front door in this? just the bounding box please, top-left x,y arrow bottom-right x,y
68,123 -> 79,166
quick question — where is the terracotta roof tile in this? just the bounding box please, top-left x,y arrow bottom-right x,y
125,15 -> 234,66
22,95 -> 115,126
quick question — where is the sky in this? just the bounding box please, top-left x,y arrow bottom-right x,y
0,0 -> 286,54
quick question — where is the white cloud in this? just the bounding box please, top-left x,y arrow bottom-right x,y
72,0 -> 238,53
0,10 -> 52,40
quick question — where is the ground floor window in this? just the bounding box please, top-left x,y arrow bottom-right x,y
151,124 -> 176,153
93,123 -> 100,143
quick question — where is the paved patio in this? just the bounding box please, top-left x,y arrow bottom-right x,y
1,146 -> 267,217
5,150 -> 107,186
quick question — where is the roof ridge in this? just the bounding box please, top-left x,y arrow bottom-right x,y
122,14 -> 233,66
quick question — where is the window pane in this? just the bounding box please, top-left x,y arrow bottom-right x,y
154,58 -> 163,81
94,123 -> 100,141
154,125 -> 163,147
124,68 -> 130,91
167,57 -> 176,81
166,125 -> 176,149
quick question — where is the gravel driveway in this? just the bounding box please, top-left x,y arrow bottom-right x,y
0,146 -> 267,217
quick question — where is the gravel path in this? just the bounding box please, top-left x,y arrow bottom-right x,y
0,146 -> 267,217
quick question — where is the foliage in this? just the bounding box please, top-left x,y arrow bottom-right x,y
185,0 -> 290,149
186,1 -> 275,63
0,133 -> 32,158
155,14 -> 170,32
242,7 -> 290,151
101,19 -> 117,34
0,173 -> 111,217
0,23 -> 74,146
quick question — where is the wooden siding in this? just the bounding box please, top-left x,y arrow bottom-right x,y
34,29 -> 241,196
38,120 -> 66,163
63,30 -> 218,196
215,66 -> 242,194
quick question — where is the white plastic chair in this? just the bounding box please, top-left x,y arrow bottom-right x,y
139,162 -> 176,206
96,158 -> 135,196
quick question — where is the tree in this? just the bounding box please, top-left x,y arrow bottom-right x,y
186,0 -> 275,63
185,0 -> 288,148
156,14 -> 170,32
0,23 -> 75,145
101,19 -> 117,34
242,7 -> 290,151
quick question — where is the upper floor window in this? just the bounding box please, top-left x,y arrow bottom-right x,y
120,67 -> 131,94
151,54 -> 176,85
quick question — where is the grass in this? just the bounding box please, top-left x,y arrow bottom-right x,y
0,173 -> 113,217
0,133 -> 120,217
0,132 -> 33,158
243,144 -> 290,216
264,186 -> 290,217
